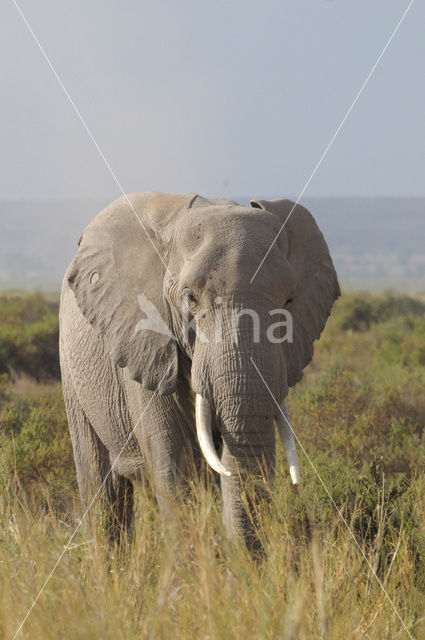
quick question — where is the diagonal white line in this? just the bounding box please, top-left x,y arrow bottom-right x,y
12,365 -> 172,640
11,0 -> 171,276
249,356 -> 415,640
250,0 -> 416,284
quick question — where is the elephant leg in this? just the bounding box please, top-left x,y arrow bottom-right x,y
138,394 -> 197,523
143,424 -> 186,519
108,468 -> 134,543
106,461 -> 133,542
62,370 -> 133,543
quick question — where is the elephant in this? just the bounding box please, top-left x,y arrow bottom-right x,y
59,191 -> 340,552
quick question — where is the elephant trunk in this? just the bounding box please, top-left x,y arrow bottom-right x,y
191,315 -> 295,551
204,351 -> 279,550
218,406 -> 276,554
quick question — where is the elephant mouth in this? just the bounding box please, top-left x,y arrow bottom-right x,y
194,393 -> 300,485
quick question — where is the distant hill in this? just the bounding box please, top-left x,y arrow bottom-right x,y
0,196 -> 424,291
303,197 -> 425,291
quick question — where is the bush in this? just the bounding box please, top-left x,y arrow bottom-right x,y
0,292 -> 59,380
334,292 -> 425,332
0,381 -> 76,512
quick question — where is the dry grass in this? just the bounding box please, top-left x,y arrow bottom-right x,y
1,467 -> 423,640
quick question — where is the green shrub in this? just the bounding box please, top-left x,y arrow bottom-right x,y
0,292 -> 59,380
334,292 -> 425,332
0,382 -> 76,512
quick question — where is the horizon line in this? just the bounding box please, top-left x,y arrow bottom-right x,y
1,193 -> 425,203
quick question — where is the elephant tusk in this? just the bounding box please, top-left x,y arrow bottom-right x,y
276,401 -> 300,486
195,394 -> 231,477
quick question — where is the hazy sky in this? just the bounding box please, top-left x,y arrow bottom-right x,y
1,1 -> 424,200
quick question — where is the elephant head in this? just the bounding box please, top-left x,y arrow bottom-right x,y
68,191 -> 340,551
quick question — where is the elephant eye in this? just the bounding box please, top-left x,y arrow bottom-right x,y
182,290 -> 198,306
285,296 -> 294,306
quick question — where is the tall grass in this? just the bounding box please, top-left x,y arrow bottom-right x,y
0,292 -> 424,639
1,465 -> 423,639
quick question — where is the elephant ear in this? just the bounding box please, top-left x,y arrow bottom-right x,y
250,198 -> 340,386
67,192 -> 197,395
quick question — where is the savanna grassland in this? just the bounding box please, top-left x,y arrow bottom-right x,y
0,291 -> 425,639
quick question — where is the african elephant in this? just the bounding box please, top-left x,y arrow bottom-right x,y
59,192 -> 340,552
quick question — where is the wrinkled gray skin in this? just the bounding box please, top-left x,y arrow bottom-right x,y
60,192 -> 340,552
